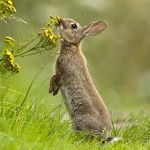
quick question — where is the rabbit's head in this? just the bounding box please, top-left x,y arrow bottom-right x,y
57,17 -> 107,45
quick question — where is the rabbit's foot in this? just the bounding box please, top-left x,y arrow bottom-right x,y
49,74 -> 59,96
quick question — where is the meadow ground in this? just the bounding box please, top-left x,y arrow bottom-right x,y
0,77 -> 150,150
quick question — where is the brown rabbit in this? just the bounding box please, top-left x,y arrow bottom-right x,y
49,17 -> 112,137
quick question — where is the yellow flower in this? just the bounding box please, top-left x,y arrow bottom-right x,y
5,36 -> 15,46
6,36 -> 15,41
5,49 -> 12,55
3,49 -> 20,73
49,15 -> 60,26
11,6 -> 17,13
43,29 -> 49,37
14,63 -> 20,73
0,0 -> 17,18
7,0 -> 13,5
49,35 -> 54,40
48,29 -> 54,35
55,16 -> 61,25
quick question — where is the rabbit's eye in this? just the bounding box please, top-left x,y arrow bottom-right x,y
71,24 -> 77,29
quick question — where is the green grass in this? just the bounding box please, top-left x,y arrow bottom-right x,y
0,81 -> 150,150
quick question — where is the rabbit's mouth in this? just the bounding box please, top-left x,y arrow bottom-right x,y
57,18 -> 66,30
57,23 -> 64,31
57,19 -> 66,37
57,25 -> 66,41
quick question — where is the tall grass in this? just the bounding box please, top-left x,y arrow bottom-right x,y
0,73 -> 150,150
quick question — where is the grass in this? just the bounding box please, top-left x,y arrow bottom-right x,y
0,77 -> 150,150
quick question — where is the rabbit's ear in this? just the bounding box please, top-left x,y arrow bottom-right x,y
83,21 -> 107,37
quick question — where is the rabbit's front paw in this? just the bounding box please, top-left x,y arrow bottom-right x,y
49,74 -> 59,96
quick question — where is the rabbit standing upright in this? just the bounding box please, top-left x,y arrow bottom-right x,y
49,17 -> 112,137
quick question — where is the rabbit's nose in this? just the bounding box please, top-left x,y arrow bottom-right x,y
59,18 -> 65,24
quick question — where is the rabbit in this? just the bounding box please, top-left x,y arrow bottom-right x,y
49,17 -> 112,138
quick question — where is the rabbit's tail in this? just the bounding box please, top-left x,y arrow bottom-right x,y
102,136 -> 122,144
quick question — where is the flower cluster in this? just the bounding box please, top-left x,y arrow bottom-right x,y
3,49 -> 20,73
0,16 -> 61,76
48,16 -> 61,28
5,16 -> 61,59
0,0 -> 17,19
0,36 -> 20,75
40,16 -> 61,45
42,28 -> 59,45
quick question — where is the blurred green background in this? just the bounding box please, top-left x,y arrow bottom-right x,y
0,0 -> 150,113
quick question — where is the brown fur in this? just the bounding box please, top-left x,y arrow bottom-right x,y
49,17 -> 112,137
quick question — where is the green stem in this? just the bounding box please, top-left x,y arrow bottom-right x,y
14,35 -> 39,57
